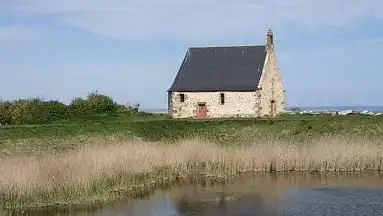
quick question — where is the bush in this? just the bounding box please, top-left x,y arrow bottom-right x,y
7,99 -> 34,124
0,102 -> 12,125
69,97 -> 91,115
116,103 -> 140,115
0,98 -> 71,124
41,100 -> 70,120
86,92 -> 117,114
69,91 -> 119,116
0,91 -> 142,125
23,98 -> 52,123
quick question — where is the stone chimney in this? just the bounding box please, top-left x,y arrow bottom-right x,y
266,28 -> 274,49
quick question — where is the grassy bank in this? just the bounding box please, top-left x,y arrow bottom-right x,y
1,115 -> 383,154
1,136 -> 383,213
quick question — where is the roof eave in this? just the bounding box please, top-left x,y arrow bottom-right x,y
167,88 -> 261,92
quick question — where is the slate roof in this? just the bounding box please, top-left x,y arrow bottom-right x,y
168,45 -> 267,92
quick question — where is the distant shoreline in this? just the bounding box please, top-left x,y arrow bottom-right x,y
142,106 -> 383,114
291,106 -> 383,112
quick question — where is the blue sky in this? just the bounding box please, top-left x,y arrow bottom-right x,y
0,0 -> 382,110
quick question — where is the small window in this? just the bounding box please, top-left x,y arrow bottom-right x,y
220,93 -> 225,105
180,94 -> 185,102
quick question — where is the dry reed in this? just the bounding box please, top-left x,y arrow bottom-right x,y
1,135 -> 383,211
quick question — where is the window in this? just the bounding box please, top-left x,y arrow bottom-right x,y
180,94 -> 185,102
220,93 -> 225,105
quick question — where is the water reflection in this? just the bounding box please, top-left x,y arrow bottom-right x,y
78,192 -> 180,216
176,192 -> 275,216
22,172 -> 383,216
280,186 -> 383,216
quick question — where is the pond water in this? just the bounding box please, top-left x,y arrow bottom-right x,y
29,172 -> 383,216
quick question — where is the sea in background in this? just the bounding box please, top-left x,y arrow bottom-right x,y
142,106 -> 383,113
290,106 -> 383,112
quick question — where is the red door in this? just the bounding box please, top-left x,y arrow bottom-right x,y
196,103 -> 207,119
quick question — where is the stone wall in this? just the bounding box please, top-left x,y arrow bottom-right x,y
170,91 -> 260,119
167,92 -> 173,116
258,47 -> 286,116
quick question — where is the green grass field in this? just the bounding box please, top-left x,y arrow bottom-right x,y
1,113 -> 383,154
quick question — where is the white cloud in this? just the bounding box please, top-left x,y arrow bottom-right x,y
0,25 -> 52,43
0,26 -> 26,41
5,0 -> 382,41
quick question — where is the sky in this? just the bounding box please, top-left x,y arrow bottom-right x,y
0,0 -> 382,110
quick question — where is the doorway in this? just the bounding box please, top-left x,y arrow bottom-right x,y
196,103 -> 207,119
270,100 -> 276,117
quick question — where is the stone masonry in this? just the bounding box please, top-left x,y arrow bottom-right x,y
170,91 -> 259,119
257,42 -> 286,116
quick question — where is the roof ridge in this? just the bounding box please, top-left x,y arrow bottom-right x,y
189,44 -> 266,49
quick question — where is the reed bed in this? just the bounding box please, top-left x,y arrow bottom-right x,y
1,136 -> 383,212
